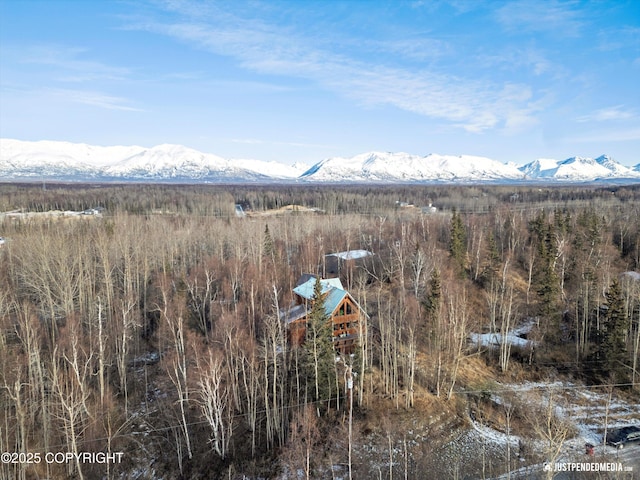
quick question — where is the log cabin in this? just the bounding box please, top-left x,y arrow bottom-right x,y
280,274 -> 367,354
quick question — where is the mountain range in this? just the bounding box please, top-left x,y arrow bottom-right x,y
1,139 -> 639,184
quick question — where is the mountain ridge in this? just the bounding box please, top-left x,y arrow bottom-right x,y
1,139 -> 639,184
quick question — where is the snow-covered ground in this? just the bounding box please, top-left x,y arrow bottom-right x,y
471,381 -> 640,479
469,318 -> 538,350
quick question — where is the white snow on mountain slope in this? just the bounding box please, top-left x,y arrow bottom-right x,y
1,138 -> 639,183
104,144 -> 234,178
595,154 -> 632,175
0,139 -> 274,181
519,155 -> 640,181
300,151 -> 524,182
0,139 -> 143,171
234,158 -> 309,178
518,158 -> 560,177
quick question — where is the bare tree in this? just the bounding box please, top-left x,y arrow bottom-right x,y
51,325 -> 94,480
3,367 -> 28,480
446,289 -> 469,400
262,312 -> 286,448
281,405 -> 320,480
526,389 -> 573,480
196,349 -> 233,458
158,280 -> 193,463
185,266 -> 217,338
409,243 -> 428,299
114,298 -> 137,416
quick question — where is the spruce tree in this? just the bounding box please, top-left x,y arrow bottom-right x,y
422,268 -> 442,347
263,224 -> 275,260
597,280 -> 629,383
449,209 -> 467,276
483,232 -> 501,287
424,268 -> 442,321
529,212 -> 560,318
303,277 -> 335,404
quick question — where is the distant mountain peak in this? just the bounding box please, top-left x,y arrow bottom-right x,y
518,154 -> 638,181
1,139 -> 639,184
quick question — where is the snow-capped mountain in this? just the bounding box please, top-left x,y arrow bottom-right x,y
299,152 -> 524,182
0,139 -> 296,182
1,139 -> 639,184
234,159 -> 309,178
519,155 -> 639,181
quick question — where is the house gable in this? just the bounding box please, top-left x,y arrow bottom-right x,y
281,275 -> 366,354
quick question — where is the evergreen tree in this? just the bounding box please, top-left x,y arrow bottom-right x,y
596,280 -> 629,383
482,231 -> 501,287
449,209 -> 467,276
529,211 -> 560,318
424,268 -> 442,321
422,268 -> 442,347
303,277 -> 335,405
263,224 -> 275,260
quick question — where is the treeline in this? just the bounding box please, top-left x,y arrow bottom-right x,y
3,182 -> 640,216
0,184 -> 639,479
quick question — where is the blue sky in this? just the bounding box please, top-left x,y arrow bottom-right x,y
1,0 -> 639,166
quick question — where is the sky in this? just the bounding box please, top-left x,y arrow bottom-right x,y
1,0 -> 639,166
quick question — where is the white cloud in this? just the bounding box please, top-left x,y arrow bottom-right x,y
20,44 -> 131,82
565,127 -> 640,143
370,37 -> 453,62
577,106 -> 636,123
46,88 -> 143,111
132,4 -> 541,134
479,47 -> 554,76
228,137 -> 333,149
495,0 -> 585,36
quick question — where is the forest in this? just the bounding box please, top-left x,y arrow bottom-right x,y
0,183 -> 639,479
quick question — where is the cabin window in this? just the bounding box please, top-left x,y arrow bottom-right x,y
346,303 -> 353,315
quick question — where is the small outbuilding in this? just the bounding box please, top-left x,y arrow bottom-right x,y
323,249 -> 374,280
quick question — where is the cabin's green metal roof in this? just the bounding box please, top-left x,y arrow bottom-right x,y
323,288 -> 348,317
293,277 -> 344,300
286,275 -> 368,322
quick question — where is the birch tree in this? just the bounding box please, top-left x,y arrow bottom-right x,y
197,349 -> 232,458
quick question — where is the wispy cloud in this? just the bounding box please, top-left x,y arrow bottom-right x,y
368,37 -> 453,62
229,138 -> 333,149
495,0 -> 585,36
1,43 -> 142,112
46,88 -> 143,111
566,127 -> 640,143
478,47 -> 555,76
131,3 -> 541,134
20,44 -> 131,82
577,105 -> 636,122
597,26 -> 640,52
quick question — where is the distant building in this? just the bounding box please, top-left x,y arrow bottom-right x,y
279,275 -> 367,355
82,208 -> 103,215
234,204 -> 246,218
421,203 -> 437,214
323,249 -> 374,280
